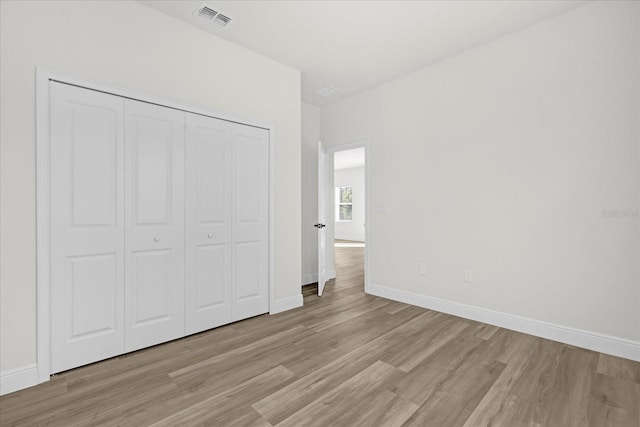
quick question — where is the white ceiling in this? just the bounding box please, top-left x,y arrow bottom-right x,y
334,148 -> 365,170
139,0 -> 587,106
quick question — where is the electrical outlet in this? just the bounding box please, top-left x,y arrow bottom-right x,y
419,262 -> 427,275
463,269 -> 473,283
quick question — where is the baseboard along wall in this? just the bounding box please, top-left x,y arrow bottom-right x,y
367,282 -> 640,362
0,364 -> 38,396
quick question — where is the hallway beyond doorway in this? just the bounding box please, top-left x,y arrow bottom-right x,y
335,239 -> 365,248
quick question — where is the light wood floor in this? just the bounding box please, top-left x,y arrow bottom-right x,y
1,245 -> 639,426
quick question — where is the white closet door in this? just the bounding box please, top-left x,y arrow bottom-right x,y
185,113 -> 233,334
50,82 -> 125,373
124,100 -> 185,352
231,124 -> 269,321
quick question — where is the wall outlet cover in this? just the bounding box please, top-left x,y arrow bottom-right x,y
419,262 -> 427,275
463,269 -> 473,283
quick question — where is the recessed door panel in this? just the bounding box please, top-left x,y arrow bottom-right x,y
131,250 -> 171,325
185,113 -> 232,334
125,99 -> 184,352
235,241 -> 260,300
50,82 -> 125,374
198,128 -> 227,224
236,136 -> 261,223
133,118 -> 172,225
69,254 -> 117,339
71,107 -> 118,227
196,244 -> 227,309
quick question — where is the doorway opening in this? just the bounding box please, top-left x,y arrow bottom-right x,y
305,141 -> 368,301
331,147 -> 366,294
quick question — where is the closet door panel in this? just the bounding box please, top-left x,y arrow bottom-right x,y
70,107 -> 118,226
232,126 -> 269,321
124,100 -> 185,352
50,82 -> 125,374
68,254 -> 118,336
235,241 -> 261,300
131,249 -> 172,323
195,245 -> 227,307
133,120 -> 171,224
185,114 -> 232,334
197,129 -> 227,223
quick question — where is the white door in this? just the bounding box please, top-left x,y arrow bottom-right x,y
185,113 -> 233,334
124,100 -> 185,352
231,124 -> 270,321
50,82 -> 126,373
317,141 -> 328,296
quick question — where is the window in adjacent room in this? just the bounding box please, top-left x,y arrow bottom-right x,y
336,186 -> 352,221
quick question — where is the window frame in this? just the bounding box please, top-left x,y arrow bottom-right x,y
335,185 -> 353,222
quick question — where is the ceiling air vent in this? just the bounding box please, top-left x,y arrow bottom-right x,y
194,3 -> 233,29
213,13 -> 232,28
196,5 -> 217,20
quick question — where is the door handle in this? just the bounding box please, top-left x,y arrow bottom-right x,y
314,223 -> 326,229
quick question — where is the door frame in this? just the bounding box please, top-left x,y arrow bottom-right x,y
326,140 -> 370,294
35,67 -> 276,384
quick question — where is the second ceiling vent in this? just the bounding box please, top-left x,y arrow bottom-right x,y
194,3 -> 233,29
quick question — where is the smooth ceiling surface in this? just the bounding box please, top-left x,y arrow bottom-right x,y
139,0 -> 587,106
334,148 -> 365,170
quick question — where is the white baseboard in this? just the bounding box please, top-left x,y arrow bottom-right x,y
270,293 -> 303,314
302,271 -> 336,287
302,273 -> 318,286
367,283 -> 640,362
1,364 -> 38,396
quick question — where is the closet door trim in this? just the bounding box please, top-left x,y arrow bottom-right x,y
36,67 -> 276,384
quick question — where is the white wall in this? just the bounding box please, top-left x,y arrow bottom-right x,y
301,103 -> 320,285
0,0 -> 301,378
321,1 -> 640,344
334,167 -> 366,241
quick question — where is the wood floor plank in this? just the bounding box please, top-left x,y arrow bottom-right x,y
537,346 -> 598,427
403,362 -> 505,426
390,328 -> 497,407
412,326 -> 487,372
598,353 -> 640,384
67,382 -> 183,427
471,326 -> 534,365
305,298 -> 389,332
588,373 -> 640,427
170,347 -> 305,401
18,371 -> 176,427
343,390 -> 418,427
472,322 -> 500,340
169,325 -> 307,379
151,366 -> 294,427
461,389 -> 527,427
275,361 -> 410,427
463,340 -> 600,426
283,303 -> 425,376
380,315 -> 469,372
252,339 -> 386,424
0,377 -> 67,425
